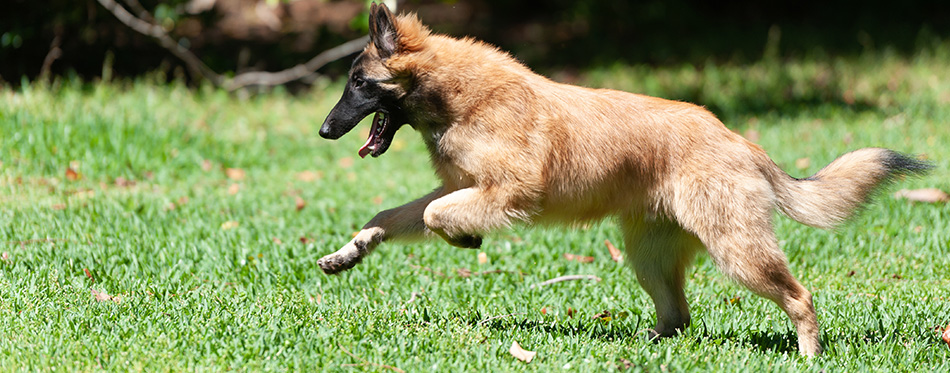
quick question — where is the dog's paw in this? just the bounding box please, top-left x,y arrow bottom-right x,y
317,241 -> 365,274
317,228 -> 383,275
446,234 -> 482,249
317,252 -> 362,274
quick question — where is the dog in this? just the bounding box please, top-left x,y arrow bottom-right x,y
316,3 -> 930,356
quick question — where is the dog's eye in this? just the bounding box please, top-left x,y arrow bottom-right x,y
353,77 -> 365,88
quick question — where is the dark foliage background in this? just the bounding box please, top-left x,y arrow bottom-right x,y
2,0 -> 948,84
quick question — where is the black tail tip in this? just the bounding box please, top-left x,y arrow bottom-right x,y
881,150 -> 934,176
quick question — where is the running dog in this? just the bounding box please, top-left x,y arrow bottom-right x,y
316,3 -> 930,356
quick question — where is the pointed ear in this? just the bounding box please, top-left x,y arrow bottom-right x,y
368,2 -> 398,59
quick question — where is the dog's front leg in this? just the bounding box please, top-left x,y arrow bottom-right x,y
318,188 -> 446,274
424,187 -> 529,248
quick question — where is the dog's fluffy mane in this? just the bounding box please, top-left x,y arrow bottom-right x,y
393,14 -> 429,54
377,13 -> 530,79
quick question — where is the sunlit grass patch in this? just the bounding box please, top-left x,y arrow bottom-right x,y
1,48 -> 949,370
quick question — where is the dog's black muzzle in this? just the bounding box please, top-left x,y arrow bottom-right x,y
319,83 -> 380,140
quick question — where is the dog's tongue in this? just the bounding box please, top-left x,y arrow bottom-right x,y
358,112 -> 382,158
358,137 -> 374,158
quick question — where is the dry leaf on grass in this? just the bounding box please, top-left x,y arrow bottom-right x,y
743,128 -> 760,143
563,253 -> 594,263
338,157 -> 354,169
619,358 -> 635,370
295,170 -> 322,182
894,188 -> 949,203
725,295 -> 742,306
1,252 -> 8,261
477,252 -> 488,264
295,195 -> 306,211
201,159 -> 213,172
592,310 -> 612,321
795,157 -> 811,170
90,289 -> 120,303
65,167 -> 81,181
166,196 -> 189,211
941,323 -> 950,347
227,183 -> 241,195
114,177 -> 135,187
509,341 -> 536,363
225,168 -> 245,181
221,221 -> 239,230
605,239 -> 623,262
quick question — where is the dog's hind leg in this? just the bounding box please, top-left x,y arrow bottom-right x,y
673,177 -> 822,356
622,213 -> 701,339
318,187 -> 447,274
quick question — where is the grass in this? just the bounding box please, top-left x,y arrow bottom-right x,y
2,44 -> 950,371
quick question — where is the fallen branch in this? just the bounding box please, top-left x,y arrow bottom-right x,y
121,0 -> 157,23
97,0 -> 224,86
406,291 -> 421,304
226,36 -> 369,90
96,0 -> 369,90
39,35 -> 62,78
339,343 -> 405,373
529,275 -> 601,289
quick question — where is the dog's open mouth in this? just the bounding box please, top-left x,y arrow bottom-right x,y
358,111 -> 394,158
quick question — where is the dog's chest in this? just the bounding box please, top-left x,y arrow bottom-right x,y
420,127 -> 477,190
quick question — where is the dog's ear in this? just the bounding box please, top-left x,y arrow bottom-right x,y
369,2 -> 399,59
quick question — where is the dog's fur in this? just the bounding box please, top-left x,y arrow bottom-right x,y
316,4 -> 930,356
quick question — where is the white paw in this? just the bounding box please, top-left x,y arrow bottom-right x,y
317,241 -> 363,274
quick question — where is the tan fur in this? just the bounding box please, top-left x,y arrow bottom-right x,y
317,5 -> 928,357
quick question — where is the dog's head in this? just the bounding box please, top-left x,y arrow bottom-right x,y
319,3 -> 427,158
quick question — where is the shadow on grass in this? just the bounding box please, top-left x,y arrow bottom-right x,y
442,309 -> 896,355
699,326 -> 894,355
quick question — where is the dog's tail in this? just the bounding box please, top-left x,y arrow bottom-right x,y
761,148 -> 931,229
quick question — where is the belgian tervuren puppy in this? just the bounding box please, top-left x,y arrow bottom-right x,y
317,3 -> 930,356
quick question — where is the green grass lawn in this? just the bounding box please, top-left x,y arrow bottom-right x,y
2,45 -> 949,371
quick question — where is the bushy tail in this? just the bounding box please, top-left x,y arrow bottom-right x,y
762,148 -> 932,229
